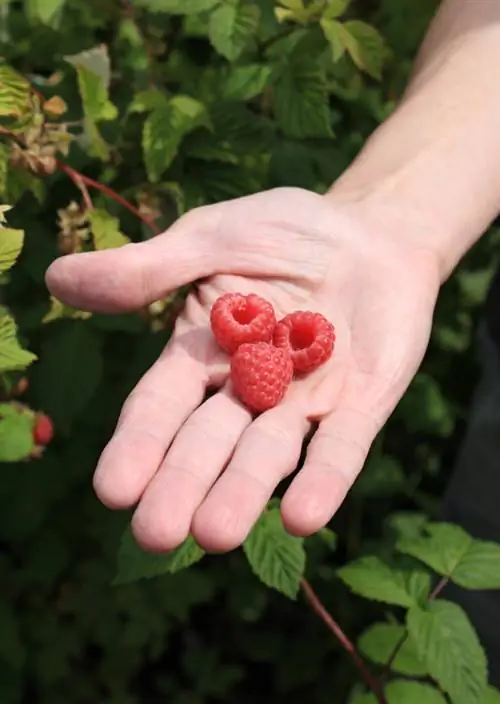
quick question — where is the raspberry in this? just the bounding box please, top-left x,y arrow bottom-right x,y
231,342 -> 293,413
273,311 -> 335,373
33,413 -> 54,446
210,293 -> 276,355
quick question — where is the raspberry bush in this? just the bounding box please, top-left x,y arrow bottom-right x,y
1,1 -> 500,703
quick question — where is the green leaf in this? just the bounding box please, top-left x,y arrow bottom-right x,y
243,508 -> 306,599
0,65 -> 31,118
143,95 -> 210,182
484,688 -> 500,704
320,19 -> 346,62
0,599 -> 25,669
134,0 -> 220,13
352,682 -> 447,704
209,2 -> 260,61
273,60 -> 333,138
0,406 -> 34,462
397,522 -> 500,589
221,64 -> 272,101
323,0 -> 350,19
25,0 -> 67,27
407,600 -> 487,704
42,296 -> 92,324
114,527 -> 205,585
0,226 -> 23,274
32,322 -> 103,433
0,315 -> 37,373
337,556 -> 431,608
0,143 -> 8,195
65,46 -> 118,159
358,623 -> 427,676
341,20 -> 386,79
88,209 -> 130,250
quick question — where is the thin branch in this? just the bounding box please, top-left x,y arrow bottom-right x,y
63,163 -> 93,210
429,575 -> 449,601
301,578 -> 387,704
57,161 -> 161,234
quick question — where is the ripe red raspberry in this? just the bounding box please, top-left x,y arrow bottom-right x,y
231,342 -> 293,413
33,413 -> 54,446
273,311 -> 335,373
210,293 -> 276,355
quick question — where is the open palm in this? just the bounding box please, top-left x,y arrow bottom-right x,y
46,188 -> 441,552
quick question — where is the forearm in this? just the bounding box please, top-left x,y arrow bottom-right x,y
329,0 -> 500,280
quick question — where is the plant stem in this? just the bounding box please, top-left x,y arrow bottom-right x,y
429,575 -> 449,601
63,164 -> 93,210
58,162 -> 161,234
301,578 -> 387,704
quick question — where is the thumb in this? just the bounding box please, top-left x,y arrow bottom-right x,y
45,206 -> 222,313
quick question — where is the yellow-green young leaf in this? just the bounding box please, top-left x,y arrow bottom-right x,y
0,143 -> 8,195
337,556 -> 431,608
323,0 -> 350,19
320,18 -> 346,62
352,682 -> 447,704
42,296 -> 92,324
0,315 -> 37,373
88,209 -> 130,250
358,622 -> 427,676
25,0 -> 67,27
114,527 -> 205,585
209,2 -> 260,62
221,64 -> 272,101
129,88 -> 167,114
0,65 -> 31,118
397,522 -> 500,589
243,508 -> 306,599
0,407 -> 34,462
273,60 -> 333,138
407,601 -> 487,704
143,95 -> 210,182
65,46 -> 118,160
133,0 -> 220,13
341,20 -> 386,79
0,227 -> 23,274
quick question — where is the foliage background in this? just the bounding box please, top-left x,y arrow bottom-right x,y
1,0 -> 500,703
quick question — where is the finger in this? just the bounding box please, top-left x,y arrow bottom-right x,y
281,407 -> 380,537
131,389 -> 253,552
192,404 -> 310,552
45,207 -> 222,312
93,340 -> 209,510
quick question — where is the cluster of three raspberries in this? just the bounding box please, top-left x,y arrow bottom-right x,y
210,293 -> 336,413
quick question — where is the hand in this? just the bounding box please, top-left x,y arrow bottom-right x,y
46,187 -> 441,553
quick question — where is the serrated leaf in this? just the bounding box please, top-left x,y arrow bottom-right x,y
0,315 -> 37,373
143,95 -> 210,182
341,20 -> 386,79
397,522 -> 500,589
407,601 -> 487,704
337,556 -> 431,608
358,623 -> 427,676
88,209 -> 130,250
32,322 -> 102,433
25,0 -> 67,27
243,508 -> 306,599
133,0 -> 220,13
114,527 -> 205,585
273,60 -> 333,138
352,682 -> 447,704
0,226 -> 23,274
221,64 -> 272,101
209,2 -> 260,61
0,65 -> 31,118
0,406 -> 34,462
65,46 -> 117,159
321,18 -> 346,62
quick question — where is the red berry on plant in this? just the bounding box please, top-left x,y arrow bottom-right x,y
33,413 -> 54,446
210,293 -> 276,355
273,311 -> 335,373
230,342 -> 293,413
